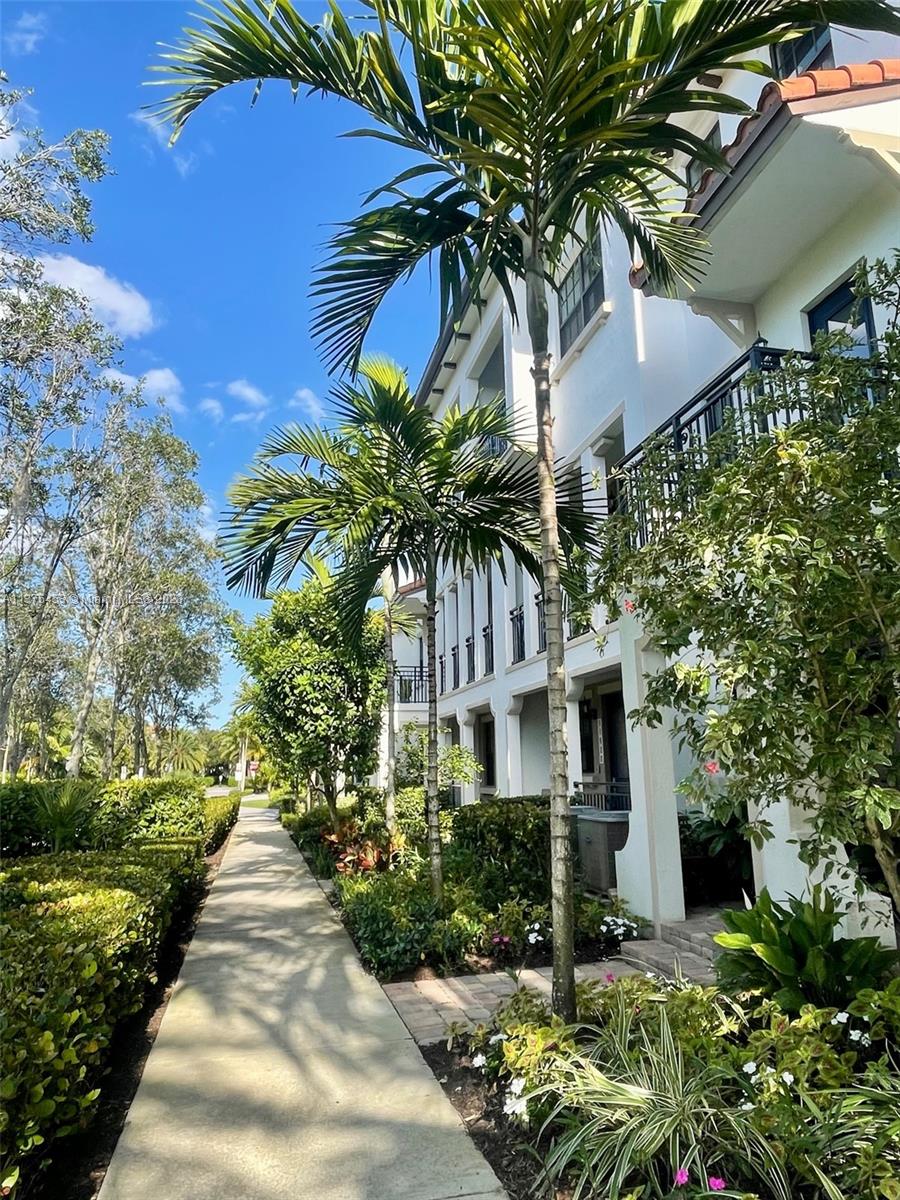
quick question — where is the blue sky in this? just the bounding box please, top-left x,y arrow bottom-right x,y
3,0 -> 438,724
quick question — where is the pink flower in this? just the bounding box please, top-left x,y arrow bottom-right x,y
492,935 -> 501,945
605,972 -> 616,984
708,1178 -> 727,1192
623,599 -> 636,614
674,1167 -> 689,1187
703,760 -> 720,775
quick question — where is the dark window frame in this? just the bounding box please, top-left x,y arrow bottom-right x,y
559,230 -> 605,357
807,277 -> 875,356
685,122 -> 722,194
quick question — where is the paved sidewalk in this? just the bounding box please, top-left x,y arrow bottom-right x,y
384,961 -> 640,1044
100,808 -> 506,1200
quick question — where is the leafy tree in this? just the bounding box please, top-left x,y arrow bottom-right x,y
221,358 -> 591,900
153,0 -> 900,1017
595,258 -> 900,930
162,729 -> 207,775
231,576 -> 385,822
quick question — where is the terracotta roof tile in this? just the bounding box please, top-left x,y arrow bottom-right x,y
629,59 -> 900,291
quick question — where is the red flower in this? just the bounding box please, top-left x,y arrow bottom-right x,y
703,760 -> 721,775
623,599 -> 636,614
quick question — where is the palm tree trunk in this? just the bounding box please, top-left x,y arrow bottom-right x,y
382,567 -> 397,832
525,248 -> 576,1022
424,562 -> 443,903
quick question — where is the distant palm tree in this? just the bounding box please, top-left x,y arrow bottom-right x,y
154,0 -> 900,1016
221,357 -> 595,900
162,728 -> 206,775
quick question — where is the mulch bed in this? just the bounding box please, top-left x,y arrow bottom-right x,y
28,835 -> 233,1200
421,1040 -> 572,1200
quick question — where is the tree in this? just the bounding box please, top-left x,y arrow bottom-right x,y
231,576 -> 385,822
595,257 -> 900,934
154,0 -> 900,1018
221,358 -> 593,900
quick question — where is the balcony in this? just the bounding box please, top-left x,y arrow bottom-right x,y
438,654 -> 446,694
535,591 -> 546,653
572,779 -> 632,812
483,623 -> 494,675
465,635 -> 476,684
450,644 -> 460,690
395,666 -> 428,704
509,606 -> 525,663
485,433 -> 509,457
612,342 -> 810,546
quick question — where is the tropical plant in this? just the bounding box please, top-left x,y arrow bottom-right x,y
162,728 -> 206,775
216,358 -> 592,901
31,780 -> 95,852
152,0 -> 900,1020
714,887 -> 897,1013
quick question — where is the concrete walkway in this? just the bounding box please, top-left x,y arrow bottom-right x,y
100,808 -> 506,1200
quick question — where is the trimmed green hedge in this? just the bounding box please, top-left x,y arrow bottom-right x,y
453,797 -> 550,906
202,791 -> 240,854
0,843 -> 204,1195
0,777 -> 208,857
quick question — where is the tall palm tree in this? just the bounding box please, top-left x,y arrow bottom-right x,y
153,0 -> 900,1017
222,357 -> 596,900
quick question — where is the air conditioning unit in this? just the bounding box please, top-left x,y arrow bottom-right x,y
572,809 -> 629,894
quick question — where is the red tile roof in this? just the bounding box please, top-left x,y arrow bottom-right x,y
628,59 -> 900,290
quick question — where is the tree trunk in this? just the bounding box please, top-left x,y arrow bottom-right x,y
323,774 -> 339,827
424,565 -> 443,903
382,567 -> 397,832
525,248 -> 576,1022
866,815 -> 900,941
66,624 -> 105,779
102,677 -> 122,780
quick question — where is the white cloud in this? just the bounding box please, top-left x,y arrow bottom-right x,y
230,410 -> 266,425
288,386 -> 325,422
198,501 -> 218,542
38,254 -> 155,338
5,11 -> 48,56
130,111 -> 203,178
198,397 -> 224,424
227,378 -> 268,409
102,365 -> 186,415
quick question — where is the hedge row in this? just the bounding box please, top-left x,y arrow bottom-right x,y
0,778 -> 219,857
0,843 -> 204,1195
202,791 -> 241,854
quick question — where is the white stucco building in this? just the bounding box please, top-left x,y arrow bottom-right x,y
380,27 -> 900,942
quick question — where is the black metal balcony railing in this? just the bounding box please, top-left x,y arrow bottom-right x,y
485,434 -> 509,457
438,653 -> 446,694
535,591 -> 547,653
395,666 -> 428,704
510,606 -> 525,663
611,341 -> 812,547
573,780 -> 632,812
483,623 -> 494,675
465,635 -> 476,683
450,644 -> 460,690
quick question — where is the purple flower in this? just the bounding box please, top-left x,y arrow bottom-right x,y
708,1178 -> 727,1192
674,1167 -> 689,1187
605,972 -> 616,984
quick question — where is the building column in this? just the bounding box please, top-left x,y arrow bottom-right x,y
458,708 -> 478,805
565,677 -> 585,796
615,616 -> 685,929
505,695 -> 524,796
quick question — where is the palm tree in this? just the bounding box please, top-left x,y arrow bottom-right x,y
162,728 -> 206,775
221,357 -> 595,900
153,0 -> 900,1018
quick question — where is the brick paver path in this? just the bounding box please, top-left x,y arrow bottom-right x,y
384,960 -> 640,1044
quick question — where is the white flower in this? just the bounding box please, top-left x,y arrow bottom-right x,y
763,1066 -> 775,1076
508,1077 -> 526,1096
781,1072 -> 795,1086
831,1011 -> 850,1025
741,1102 -> 755,1111
742,1061 -> 758,1075
471,1053 -> 486,1068
751,1074 -> 761,1085
527,931 -> 543,944
489,1033 -> 507,1045
503,1094 -> 527,1118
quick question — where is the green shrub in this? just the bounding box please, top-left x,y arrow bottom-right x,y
203,791 -> 240,853
0,782 -> 52,856
714,886 -> 897,1013
91,777 -> 206,848
453,797 -> 550,907
0,843 -> 203,1195
335,867 -> 439,977
31,781 -> 96,853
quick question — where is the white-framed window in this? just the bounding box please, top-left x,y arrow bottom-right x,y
558,230 -> 604,357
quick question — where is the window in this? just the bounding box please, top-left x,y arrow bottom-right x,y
808,278 -> 875,358
685,122 -> 721,194
772,25 -> 833,79
559,230 -> 604,356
